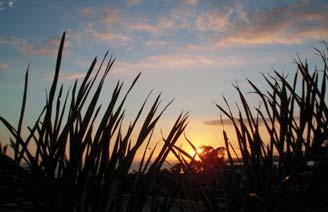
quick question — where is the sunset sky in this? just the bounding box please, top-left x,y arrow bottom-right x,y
0,0 -> 327,155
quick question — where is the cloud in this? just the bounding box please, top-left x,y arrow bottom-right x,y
81,0 -> 327,49
86,24 -> 132,45
126,0 -> 142,6
142,0 -> 326,48
195,7 -> 233,32
215,0 -> 328,46
42,36 -> 72,49
92,31 -> 132,44
203,118 -> 267,126
81,7 -> 136,46
179,0 -> 198,5
81,7 -> 95,16
0,0 -> 16,10
43,37 -> 60,47
126,8 -> 194,36
127,19 -> 161,35
0,36 -> 50,55
115,52 -> 274,74
102,7 -> 120,25
204,116 -> 300,127
43,71 -> 87,82
0,63 -> 10,71
0,35 -> 63,56
60,72 -> 86,80
145,40 -> 169,47
81,6 -> 191,44
8,0 -> 15,7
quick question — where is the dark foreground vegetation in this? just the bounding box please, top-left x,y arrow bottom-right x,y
0,32 -> 327,212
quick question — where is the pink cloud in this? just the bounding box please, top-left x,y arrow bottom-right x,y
179,0 -> 198,5
102,7 -> 120,25
215,0 -> 328,46
195,7 -> 233,32
115,52 -> 276,74
127,20 -> 161,35
60,72 -> 86,81
0,63 -> 10,71
0,36 -> 54,56
81,7 -> 95,16
145,40 -> 169,47
86,24 -> 132,45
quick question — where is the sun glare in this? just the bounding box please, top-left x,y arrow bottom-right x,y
196,147 -> 203,154
188,146 -> 204,160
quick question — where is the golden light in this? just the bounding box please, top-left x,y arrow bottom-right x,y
196,147 -> 203,154
188,146 -> 203,161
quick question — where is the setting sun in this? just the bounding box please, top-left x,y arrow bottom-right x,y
187,146 -> 204,161
189,146 -> 203,156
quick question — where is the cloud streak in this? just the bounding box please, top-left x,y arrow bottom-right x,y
115,52 -> 276,74
179,0 -> 198,5
0,36 -> 50,56
126,0 -> 142,6
81,7 -> 95,16
0,0 -> 16,10
203,118 -> 268,127
124,0 -> 327,47
195,6 -> 233,32
0,35 -> 69,56
215,0 -> 328,46
86,24 -> 132,45
8,0 -> 15,8
59,72 -> 86,81
0,63 -> 10,71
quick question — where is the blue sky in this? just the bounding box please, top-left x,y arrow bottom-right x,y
0,0 -> 327,152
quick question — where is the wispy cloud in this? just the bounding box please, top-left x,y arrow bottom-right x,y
203,118 -> 267,126
102,7 -> 120,25
8,0 -> 15,8
43,36 -> 72,49
126,0 -> 142,6
81,7 -> 95,16
127,19 -> 161,35
86,24 -> 132,45
95,7 -> 195,36
115,52 -> 274,74
81,0 -> 327,50
91,31 -> 132,44
0,0 -> 16,10
204,116 -> 300,127
215,0 -> 328,46
126,8 -> 194,36
82,7 -> 134,46
146,0 -> 326,47
0,1 -> 4,10
145,39 -> 169,47
60,72 -> 86,81
195,7 -> 233,32
179,0 -> 198,5
43,71 -> 87,82
0,35 -> 64,56
0,36 -> 50,55
0,63 -> 10,71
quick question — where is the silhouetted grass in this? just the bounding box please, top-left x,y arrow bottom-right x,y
215,43 -> 328,212
170,43 -> 328,212
0,32 -> 188,212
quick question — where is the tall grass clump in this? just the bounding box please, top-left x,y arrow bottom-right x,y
168,43 -> 328,212
216,43 -> 328,211
0,32 -> 188,212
